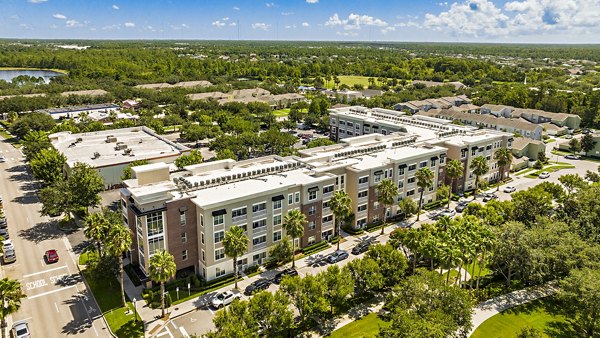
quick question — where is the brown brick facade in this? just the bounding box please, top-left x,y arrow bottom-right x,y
367,186 -> 384,224
301,200 -> 323,247
165,198 -> 199,274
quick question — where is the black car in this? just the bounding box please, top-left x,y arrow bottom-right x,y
244,278 -> 271,295
273,268 -> 298,284
351,241 -> 371,255
455,201 -> 470,213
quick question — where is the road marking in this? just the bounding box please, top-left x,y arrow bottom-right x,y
157,326 -> 174,338
22,265 -> 67,278
179,327 -> 190,338
170,321 -> 178,330
54,302 -> 59,313
27,284 -> 77,299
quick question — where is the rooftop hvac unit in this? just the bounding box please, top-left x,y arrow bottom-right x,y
115,143 -> 128,151
106,135 -> 117,143
76,137 -> 83,143
194,182 -> 199,187
124,148 -> 132,155
92,152 -> 100,159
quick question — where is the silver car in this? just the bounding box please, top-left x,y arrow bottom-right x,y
12,321 -> 30,338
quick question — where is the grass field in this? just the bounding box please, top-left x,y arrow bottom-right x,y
525,165 -> 575,178
329,313 -> 391,338
323,75 -> 391,90
0,66 -> 68,74
273,108 -> 291,117
471,297 -> 573,338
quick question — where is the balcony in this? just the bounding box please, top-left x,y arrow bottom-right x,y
232,215 -> 247,224
322,207 -> 331,215
357,195 -> 368,203
323,191 -> 333,199
252,225 -> 267,236
252,209 -> 267,218
253,241 -> 268,250
358,182 -> 369,190
356,210 -> 368,217
322,221 -> 334,230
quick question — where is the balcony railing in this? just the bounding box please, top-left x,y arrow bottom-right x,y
322,221 -> 334,230
323,191 -> 333,199
232,215 -> 247,223
322,207 -> 331,215
357,195 -> 368,203
358,182 -> 369,189
252,209 -> 267,217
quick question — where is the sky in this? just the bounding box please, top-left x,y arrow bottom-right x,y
2,0 -> 600,43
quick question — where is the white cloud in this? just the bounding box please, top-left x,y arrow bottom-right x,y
222,17 -> 229,21
395,21 -> 421,28
285,24 -> 297,29
102,24 -> 120,30
336,31 -> 358,37
52,13 -> 66,20
124,22 -> 135,28
302,22 -> 310,27
27,0 -> 47,3
9,15 -> 21,20
145,25 -> 155,32
229,22 -> 237,27
438,2 -> 448,6
19,23 -> 33,29
381,26 -> 395,34
265,2 -> 276,8
325,13 -> 388,30
170,24 -> 189,30
233,6 -> 240,10
424,0 -> 509,37
252,22 -> 271,31
66,20 -> 86,28
212,20 -> 226,28
281,12 -> 294,16
112,4 -> 119,10
306,0 -> 319,3
50,24 -> 58,29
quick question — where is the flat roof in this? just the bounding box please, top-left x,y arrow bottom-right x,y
50,126 -> 189,168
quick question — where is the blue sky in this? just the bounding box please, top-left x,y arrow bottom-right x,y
2,0 -> 600,43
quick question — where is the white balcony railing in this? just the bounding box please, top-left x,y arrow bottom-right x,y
252,209 -> 267,217
232,215 -> 247,223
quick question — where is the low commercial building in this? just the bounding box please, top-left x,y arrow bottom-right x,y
36,104 -> 120,121
50,126 -> 190,189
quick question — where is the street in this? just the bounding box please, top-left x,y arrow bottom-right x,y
0,139 -> 108,337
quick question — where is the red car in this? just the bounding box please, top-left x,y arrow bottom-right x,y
45,249 -> 59,263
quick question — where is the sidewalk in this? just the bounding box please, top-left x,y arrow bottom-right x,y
468,282 -> 558,336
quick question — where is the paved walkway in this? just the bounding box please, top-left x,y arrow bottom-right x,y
468,282 -> 559,336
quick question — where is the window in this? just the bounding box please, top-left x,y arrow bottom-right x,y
200,214 -> 204,227
347,122 -> 354,127
147,212 -> 164,236
339,129 -> 345,135
374,201 -> 380,209
323,185 -> 334,194
358,190 -> 368,198
253,252 -> 266,263
461,149 -> 468,158
182,250 -> 188,261
357,204 -> 367,212
308,206 -> 316,216
431,159 -> 437,167
215,248 -> 225,260
295,192 -> 300,203
398,166 -> 405,175
273,214 -> 282,226
273,200 -> 282,210
408,164 -> 417,171
358,176 -> 369,184
201,250 -> 205,262
472,149 -> 476,156
181,232 -> 187,243
216,267 -> 225,277
339,120 -> 346,126
407,190 -> 415,196
398,181 -> 404,188
232,207 -> 247,219
213,214 -> 224,226
407,177 -> 415,184
440,155 -> 445,164
288,194 -> 293,205
308,190 -> 317,201
420,161 -> 427,168
356,124 -> 360,130
357,218 -> 367,228
347,131 -> 354,136
201,232 -> 205,244
252,202 -> 266,214
179,210 -> 186,225
374,173 -> 382,183
148,236 -> 165,255
322,214 -> 333,223
253,235 -> 267,246
308,221 -> 316,230
252,219 -> 267,230
273,231 -> 282,242
486,144 -> 492,150
308,236 -> 316,245
215,231 -> 225,243
322,200 -> 330,209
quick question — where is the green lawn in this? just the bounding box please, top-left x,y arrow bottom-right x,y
465,260 -> 492,278
324,75 -> 389,89
273,108 -> 291,117
471,297 -> 573,338
525,165 -> 575,178
83,271 -> 144,337
329,313 -> 391,338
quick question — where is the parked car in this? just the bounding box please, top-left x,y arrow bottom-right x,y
455,201 -> 470,213
565,134 -> 573,139
503,186 -> 516,193
3,248 -> 16,264
211,290 -> 242,309
12,321 -> 29,338
538,171 -> 550,179
244,278 -> 271,295
2,239 -> 14,252
351,241 -> 371,255
0,228 -> 9,239
0,155 -> 5,163
327,250 -> 349,264
0,217 -> 7,229
45,249 -> 59,264
565,154 -> 580,160
438,209 -> 456,218
273,268 -> 298,284
483,193 -> 497,202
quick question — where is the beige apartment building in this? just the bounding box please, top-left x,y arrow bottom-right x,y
121,106 -> 512,282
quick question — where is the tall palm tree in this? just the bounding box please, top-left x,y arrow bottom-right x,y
149,250 -> 177,318
445,159 -> 464,209
83,212 -> 109,256
415,167 -> 434,221
470,156 -> 490,200
376,179 -> 398,235
494,148 -> 514,190
0,278 -> 26,338
106,224 -> 132,307
223,226 -> 248,289
283,210 -> 306,268
329,190 -> 352,250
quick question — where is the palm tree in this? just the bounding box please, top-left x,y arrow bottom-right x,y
149,250 -> 177,318
106,224 -> 132,307
470,156 -> 490,200
0,278 -> 26,338
83,212 -> 109,256
494,148 -> 513,189
445,159 -> 464,209
376,179 -> 398,235
223,226 -> 248,289
415,167 -> 434,221
283,210 -> 306,268
329,191 -> 352,251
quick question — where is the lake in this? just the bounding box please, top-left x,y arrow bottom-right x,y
0,69 -> 64,84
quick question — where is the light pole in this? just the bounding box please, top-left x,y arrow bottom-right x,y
132,297 -> 138,323
176,287 -> 180,301
187,282 -> 190,297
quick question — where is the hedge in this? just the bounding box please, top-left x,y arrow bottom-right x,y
302,241 -> 330,256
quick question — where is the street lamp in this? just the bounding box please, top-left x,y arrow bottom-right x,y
132,297 -> 138,323
176,287 -> 180,301
187,283 -> 190,297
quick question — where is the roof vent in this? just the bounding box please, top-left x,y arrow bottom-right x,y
92,152 -> 100,159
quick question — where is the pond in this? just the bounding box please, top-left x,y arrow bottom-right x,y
0,69 -> 64,84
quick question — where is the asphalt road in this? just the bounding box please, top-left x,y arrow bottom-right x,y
0,139 -> 108,337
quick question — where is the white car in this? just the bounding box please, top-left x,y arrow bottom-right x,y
211,290 -> 242,309
2,239 -> 14,251
503,186 -> 516,193
538,171 -> 550,179
12,321 -> 30,338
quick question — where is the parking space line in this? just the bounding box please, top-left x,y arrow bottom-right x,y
179,327 -> 190,338
22,265 -> 68,278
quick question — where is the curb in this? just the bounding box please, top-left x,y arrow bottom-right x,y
77,264 -> 118,338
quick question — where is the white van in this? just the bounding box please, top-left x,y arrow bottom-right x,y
3,249 -> 16,264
